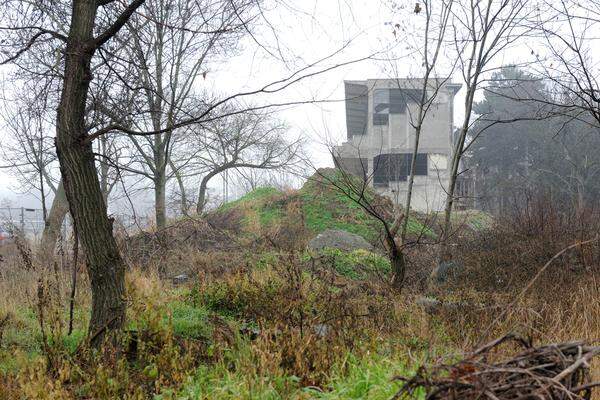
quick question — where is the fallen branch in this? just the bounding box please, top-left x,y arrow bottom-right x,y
395,334 -> 600,400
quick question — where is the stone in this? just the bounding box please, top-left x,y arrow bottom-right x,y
430,260 -> 463,284
172,274 -> 189,285
415,296 -> 474,315
308,229 -> 373,252
313,323 -> 330,338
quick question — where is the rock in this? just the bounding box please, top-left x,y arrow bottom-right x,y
416,296 -> 474,315
308,229 -> 373,252
416,296 -> 442,313
431,260 -> 463,284
313,323 -> 330,338
172,274 -> 189,285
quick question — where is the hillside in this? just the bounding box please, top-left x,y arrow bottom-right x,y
213,168 -> 435,245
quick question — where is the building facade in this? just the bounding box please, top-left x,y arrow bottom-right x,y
333,79 -> 462,212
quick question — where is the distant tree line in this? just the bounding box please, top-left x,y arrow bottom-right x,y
469,67 -> 600,214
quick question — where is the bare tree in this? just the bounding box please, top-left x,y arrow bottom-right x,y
191,107 -> 301,213
438,0 -> 535,263
529,1 -> 600,127
1,0 -> 372,345
1,0 -> 148,345
387,0 -> 456,243
0,89 -> 73,260
234,167 -> 301,194
0,97 -> 56,221
330,0 -> 455,288
100,0 -> 254,229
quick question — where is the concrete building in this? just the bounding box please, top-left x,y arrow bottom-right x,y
333,78 -> 462,212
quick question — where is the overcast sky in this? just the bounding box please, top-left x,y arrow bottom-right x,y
0,0 -> 535,214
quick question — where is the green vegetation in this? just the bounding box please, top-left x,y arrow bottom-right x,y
215,169 -> 435,243
4,175 -> 597,400
166,301 -> 212,339
219,187 -> 285,227
163,351 -> 419,400
306,248 -> 391,280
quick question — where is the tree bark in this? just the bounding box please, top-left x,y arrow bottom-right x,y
390,244 -> 406,290
196,175 -> 210,214
39,180 -> 69,260
55,0 -> 127,346
196,169 -> 222,214
171,163 -> 188,215
154,173 -> 167,229
438,79 -> 478,264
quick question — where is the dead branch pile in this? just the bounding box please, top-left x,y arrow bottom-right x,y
395,334 -> 600,400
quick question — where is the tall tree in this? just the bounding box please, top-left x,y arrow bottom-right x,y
1,0 -> 147,345
470,68 -> 600,212
438,0 -> 534,263
468,67 -> 547,211
0,97 -> 56,222
101,0 -> 254,229
1,0 -> 373,345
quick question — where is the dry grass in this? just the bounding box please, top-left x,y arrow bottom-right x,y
0,197 -> 599,398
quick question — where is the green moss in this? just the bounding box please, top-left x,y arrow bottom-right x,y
306,249 -> 391,280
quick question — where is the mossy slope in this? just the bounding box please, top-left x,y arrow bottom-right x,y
215,169 -> 433,244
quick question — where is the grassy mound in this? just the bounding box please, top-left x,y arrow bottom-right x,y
214,168 -> 434,244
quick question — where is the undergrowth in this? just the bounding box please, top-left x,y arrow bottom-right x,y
1,190 -> 599,399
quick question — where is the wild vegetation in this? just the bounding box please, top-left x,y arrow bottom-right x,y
0,174 -> 598,399
1,0 -> 600,398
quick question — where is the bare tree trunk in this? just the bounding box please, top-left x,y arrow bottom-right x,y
154,172 -> 167,229
39,168 -> 48,223
439,108 -> 472,262
39,180 -> 69,259
55,0 -> 127,346
196,167 -> 229,214
170,161 -> 188,215
438,152 -> 461,262
195,174 -> 212,214
439,79 -> 478,263
98,135 -> 111,202
389,242 -> 406,290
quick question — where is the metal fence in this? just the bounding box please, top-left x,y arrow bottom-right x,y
0,207 -> 48,238
0,207 -> 152,239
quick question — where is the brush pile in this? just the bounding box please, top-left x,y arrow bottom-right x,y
395,334 -> 600,399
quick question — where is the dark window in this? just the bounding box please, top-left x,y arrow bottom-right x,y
389,89 -> 407,114
373,154 -> 390,186
372,88 -> 425,127
413,153 -> 428,175
373,89 -> 390,113
373,89 -> 389,126
373,113 -> 388,125
373,153 -> 428,186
